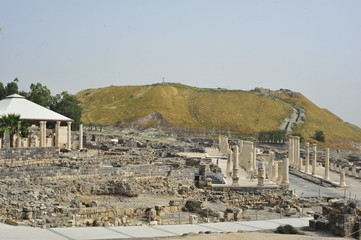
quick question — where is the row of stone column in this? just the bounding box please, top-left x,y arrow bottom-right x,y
39,121 -> 72,148
219,135 -> 258,174
288,138 -> 348,187
301,142 -> 331,181
225,145 -> 241,186
288,136 -> 300,169
330,163 -> 361,178
288,137 -> 321,177
265,157 -> 290,189
225,145 -> 290,189
1,122 -> 84,150
220,135 -> 290,188
39,121 -> 85,150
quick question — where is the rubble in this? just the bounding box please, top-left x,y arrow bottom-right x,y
309,199 -> 361,237
0,127 -> 346,228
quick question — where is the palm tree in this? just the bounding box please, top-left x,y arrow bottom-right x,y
0,114 -> 29,147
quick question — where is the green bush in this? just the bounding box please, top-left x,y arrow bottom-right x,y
314,130 -> 325,142
275,224 -> 301,234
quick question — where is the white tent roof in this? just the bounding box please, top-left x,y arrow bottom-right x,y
0,94 -> 73,122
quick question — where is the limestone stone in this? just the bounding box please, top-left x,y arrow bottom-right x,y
281,158 -> 289,189
189,215 -> 198,224
312,144 -> 317,175
232,145 -> 239,186
339,170 -> 347,187
324,148 -> 330,181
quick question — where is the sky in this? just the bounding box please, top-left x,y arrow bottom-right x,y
0,0 -> 360,127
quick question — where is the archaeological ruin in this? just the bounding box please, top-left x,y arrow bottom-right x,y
0,109 -> 360,238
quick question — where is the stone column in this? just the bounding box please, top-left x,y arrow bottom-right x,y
43,121 -> 47,147
299,158 -> 303,171
312,144 -> 317,175
55,121 -> 61,148
257,164 -> 265,187
276,161 -> 283,184
268,151 -> 274,180
232,146 -> 239,185
271,163 -> 278,183
0,138 -> 2,149
219,136 -> 229,155
305,143 -> 310,174
226,150 -> 233,183
295,136 -> 300,170
16,137 -> 21,148
292,136 -> 297,168
238,140 -> 244,168
252,148 -> 257,173
324,148 -> 330,181
79,124 -> 83,150
288,136 -> 294,167
281,158 -> 290,189
339,169 -> 347,187
67,122 -> 72,149
39,121 -> 44,147
39,121 -> 43,147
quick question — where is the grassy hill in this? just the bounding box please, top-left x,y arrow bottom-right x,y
76,83 -> 361,149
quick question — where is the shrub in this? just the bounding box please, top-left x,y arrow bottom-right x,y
314,130 -> 325,142
275,224 -> 301,234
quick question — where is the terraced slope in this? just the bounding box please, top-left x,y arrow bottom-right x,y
76,83 -> 361,148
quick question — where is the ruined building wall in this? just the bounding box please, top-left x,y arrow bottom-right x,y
0,147 -> 59,167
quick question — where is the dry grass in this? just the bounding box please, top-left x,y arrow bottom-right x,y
76,84 -> 361,149
272,91 -> 361,149
77,84 -> 291,133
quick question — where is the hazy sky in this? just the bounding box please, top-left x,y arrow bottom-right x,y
1,0 -> 360,127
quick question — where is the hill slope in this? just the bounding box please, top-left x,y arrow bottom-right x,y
76,83 -> 361,149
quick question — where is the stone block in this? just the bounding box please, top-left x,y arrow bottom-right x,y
149,221 -> 158,226
189,215 -> 198,224
226,212 -> 234,221
309,219 -> 317,231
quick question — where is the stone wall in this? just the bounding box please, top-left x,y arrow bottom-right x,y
0,147 -> 59,167
0,161 -> 195,186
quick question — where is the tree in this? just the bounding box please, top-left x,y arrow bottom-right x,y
4,78 -> 19,96
0,114 -> 29,147
314,130 -> 325,142
0,82 -> 5,99
258,130 -> 286,144
51,92 -> 82,130
27,83 -> 52,107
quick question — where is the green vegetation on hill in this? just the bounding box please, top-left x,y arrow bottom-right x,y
76,84 -> 291,134
76,83 -> 361,149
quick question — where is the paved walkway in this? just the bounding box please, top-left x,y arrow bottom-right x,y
0,217 -> 312,240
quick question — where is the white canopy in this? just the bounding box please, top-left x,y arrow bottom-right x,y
0,94 -> 73,122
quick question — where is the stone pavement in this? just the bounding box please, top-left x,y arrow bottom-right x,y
0,217 -> 312,240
